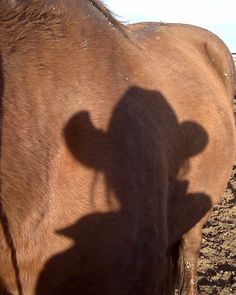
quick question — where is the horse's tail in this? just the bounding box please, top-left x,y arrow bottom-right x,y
166,240 -> 184,294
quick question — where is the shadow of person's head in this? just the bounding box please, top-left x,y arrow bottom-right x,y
64,86 -> 209,204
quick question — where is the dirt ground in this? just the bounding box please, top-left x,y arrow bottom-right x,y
197,99 -> 236,295
197,165 -> 236,295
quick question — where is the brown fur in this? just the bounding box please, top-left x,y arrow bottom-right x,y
0,1 -> 235,295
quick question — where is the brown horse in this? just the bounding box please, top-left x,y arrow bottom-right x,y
0,1 -> 235,294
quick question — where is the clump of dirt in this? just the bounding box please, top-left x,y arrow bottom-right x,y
197,164 -> 236,295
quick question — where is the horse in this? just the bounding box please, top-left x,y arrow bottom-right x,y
0,1 -> 235,294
